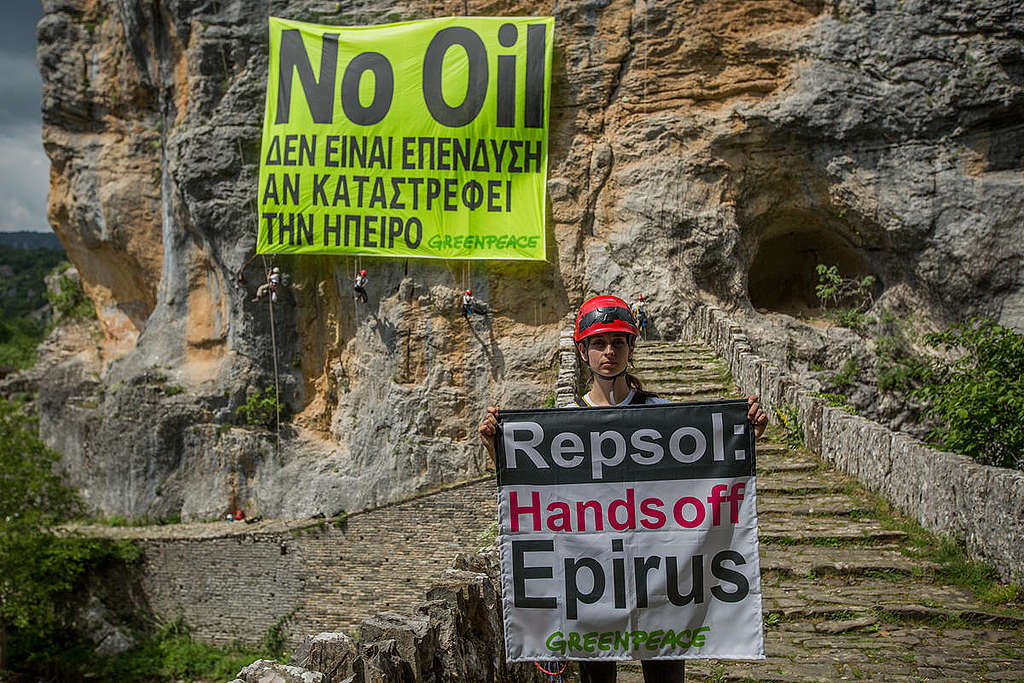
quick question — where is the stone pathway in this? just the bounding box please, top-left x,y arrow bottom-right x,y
608,340 -> 1024,682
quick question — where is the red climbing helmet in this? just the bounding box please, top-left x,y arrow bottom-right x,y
573,295 -> 638,344
465,289 -> 472,295
359,269 -> 367,276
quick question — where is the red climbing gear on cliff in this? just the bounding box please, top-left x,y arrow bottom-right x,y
353,269 -> 368,303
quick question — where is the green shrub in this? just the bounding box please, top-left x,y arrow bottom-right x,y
0,317 -> 44,369
824,308 -> 870,329
874,309 -> 927,393
815,264 -> 875,316
913,318 -> 1024,470
262,610 -> 295,659
832,358 -> 860,391
811,392 -> 859,415
0,250 -> 68,370
773,404 -> 804,449
46,266 -> 96,322
18,619 -> 268,681
0,397 -> 140,670
236,387 -> 284,430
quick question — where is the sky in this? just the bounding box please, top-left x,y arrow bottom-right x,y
0,3 -> 50,233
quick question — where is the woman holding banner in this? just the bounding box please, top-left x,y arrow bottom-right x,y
478,294 -> 768,683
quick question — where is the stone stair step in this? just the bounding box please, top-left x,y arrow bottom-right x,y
757,493 -> 866,515
756,470 -> 849,493
637,342 -> 714,352
631,358 -> 721,370
660,391 -> 734,403
757,457 -> 819,473
755,443 -> 793,456
642,380 -> 731,395
761,576 -> 1023,626
635,368 -> 730,383
683,622 -> 1024,682
760,544 -> 925,576
758,516 -> 906,543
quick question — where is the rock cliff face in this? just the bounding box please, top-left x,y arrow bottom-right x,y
32,0 -> 1024,519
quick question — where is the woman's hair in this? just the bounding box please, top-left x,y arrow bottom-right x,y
624,371 -> 646,394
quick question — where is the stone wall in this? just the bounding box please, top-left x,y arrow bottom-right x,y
681,304 -> 1024,583
554,313 -> 583,408
97,477 -> 498,648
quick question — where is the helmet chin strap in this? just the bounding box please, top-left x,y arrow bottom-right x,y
593,367 -> 629,404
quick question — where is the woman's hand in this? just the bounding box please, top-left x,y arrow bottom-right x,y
478,406 -> 500,465
747,395 -> 768,440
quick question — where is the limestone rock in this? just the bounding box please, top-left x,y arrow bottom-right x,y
290,632 -> 358,682
265,549 -> 546,683
73,599 -> 135,656
236,659 -> 325,683
30,0 -> 1024,521
355,639 -> 416,683
359,612 -> 438,682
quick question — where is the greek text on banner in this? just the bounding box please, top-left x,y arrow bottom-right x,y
495,400 -> 766,662
257,16 -> 553,260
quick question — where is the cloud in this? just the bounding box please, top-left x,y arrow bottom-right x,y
0,3 -> 48,232
0,122 -> 50,232
0,4 -> 44,56
0,52 -> 43,127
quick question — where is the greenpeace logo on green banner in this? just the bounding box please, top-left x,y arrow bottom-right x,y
257,16 -> 554,260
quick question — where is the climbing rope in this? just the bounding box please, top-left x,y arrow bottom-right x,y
259,254 -> 282,458
534,660 -> 568,681
643,0 -> 649,111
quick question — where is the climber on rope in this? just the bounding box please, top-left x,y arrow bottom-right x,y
253,267 -> 281,303
462,288 -> 481,319
631,294 -> 648,339
353,269 -> 368,304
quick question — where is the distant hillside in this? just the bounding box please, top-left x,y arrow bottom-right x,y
0,241 -> 67,370
0,231 -> 63,251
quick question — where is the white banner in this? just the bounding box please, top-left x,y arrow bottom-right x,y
495,400 -> 765,662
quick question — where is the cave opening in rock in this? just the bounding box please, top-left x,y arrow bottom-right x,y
747,213 -> 877,316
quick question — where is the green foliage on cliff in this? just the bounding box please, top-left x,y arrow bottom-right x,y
11,618 -> 269,681
0,248 -> 66,369
46,266 -> 96,322
0,249 -> 66,317
236,387 -> 287,430
0,397 -> 139,671
815,263 -> 875,328
914,318 -> 1024,470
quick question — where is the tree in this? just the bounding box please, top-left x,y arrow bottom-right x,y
0,398 -> 137,671
914,319 -> 1024,471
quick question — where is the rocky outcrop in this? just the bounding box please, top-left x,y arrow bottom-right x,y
269,551 -> 547,683
30,0 -> 1024,520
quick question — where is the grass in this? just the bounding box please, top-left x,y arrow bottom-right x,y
762,416 -> 1022,611
811,391 -> 860,415
769,408 -> 804,449
477,520 -> 498,546
852,487 -> 1022,607
9,619 -> 271,682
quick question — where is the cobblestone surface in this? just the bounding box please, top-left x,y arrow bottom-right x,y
77,341 -> 1023,679
604,341 -> 1024,681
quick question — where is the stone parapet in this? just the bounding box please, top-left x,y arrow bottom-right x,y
90,477 -> 500,649
555,312 -> 583,408
682,304 -> 1024,583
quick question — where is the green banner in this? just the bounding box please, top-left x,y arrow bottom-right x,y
257,16 -> 554,260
